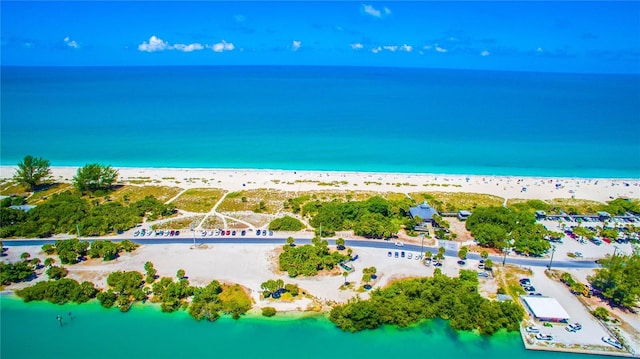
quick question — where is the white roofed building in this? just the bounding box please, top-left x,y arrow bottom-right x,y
520,296 -> 570,323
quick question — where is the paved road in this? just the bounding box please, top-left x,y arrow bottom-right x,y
3,236 -> 601,269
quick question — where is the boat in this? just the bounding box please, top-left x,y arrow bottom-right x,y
602,336 -> 623,349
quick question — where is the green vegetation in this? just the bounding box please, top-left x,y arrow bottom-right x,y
219,189 -> 288,214
592,307 -> 610,321
278,238 -> 350,277
0,259 -> 36,285
144,261 -> 157,284
301,196 -> 412,238
465,206 -> 551,256
218,284 -> 252,319
16,278 -> 98,304
508,197 -> 638,216
410,192 -> 504,212
13,155 -> 52,191
260,279 -> 300,299
329,271 -> 524,334
268,216 -> 305,231
73,163 -> 119,194
588,253 -> 640,308
171,188 -> 225,212
0,191 -> 174,238
100,271 -> 146,312
559,272 -> 590,296
601,198 -> 640,215
188,280 -> 222,321
110,185 -> 182,204
46,266 -> 68,280
88,240 -> 139,261
261,306 -> 277,317
152,276 -> 193,313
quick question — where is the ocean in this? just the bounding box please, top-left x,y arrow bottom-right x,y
0,295 -> 602,359
1,66 -> 639,178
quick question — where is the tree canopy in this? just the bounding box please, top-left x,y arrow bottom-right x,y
588,253 -> 640,308
268,216 -> 305,231
278,239 -> 349,277
13,155 -> 51,191
329,271 -> 523,334
73,163 -> 119,194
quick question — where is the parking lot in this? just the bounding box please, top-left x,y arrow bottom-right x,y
538,219 -> 636,261
521,267 -> 619,350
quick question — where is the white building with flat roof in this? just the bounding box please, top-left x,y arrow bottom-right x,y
521,296 -> 570,323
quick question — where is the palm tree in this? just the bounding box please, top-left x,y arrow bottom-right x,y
480,250 -> 489,260
342,271 -> 349,285
335,238 -> 345,250
44,257 -> 55,268
286,236 -> 295,246
20,252 -> 31,261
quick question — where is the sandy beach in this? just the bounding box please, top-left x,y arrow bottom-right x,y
1,166 -> 638,203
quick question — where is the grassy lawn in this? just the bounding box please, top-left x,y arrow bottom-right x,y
110,185 -> 183,204
409,192 -> 504,212
201,216 -> 225,229
27,183 -> 73,204
171,188 -> 225,212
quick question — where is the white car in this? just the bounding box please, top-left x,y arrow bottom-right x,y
535,333 -> 553,341
526,326 -> 540,333
394,242 -> 404,247
602,336 -> 623,349
407,253 -> 413,259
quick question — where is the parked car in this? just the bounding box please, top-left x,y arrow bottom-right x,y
602,336 -> 623,349
241,230 -> 246,236
256,229 -> 261,235
394,252 -> 399,258
526,326 -> 540,333
388,251 -> 392,257
175,230 -> 180,236
407,253 -> 413,259
566,323 -> 582,332
478,272 -> 489,278
394,242 -> 404,247
535,333 -> 553,341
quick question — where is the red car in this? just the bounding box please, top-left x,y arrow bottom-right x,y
602,237 -> 611,244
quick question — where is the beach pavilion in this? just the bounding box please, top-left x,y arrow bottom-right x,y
409,201 -> 438,224
520,296 -> 570,323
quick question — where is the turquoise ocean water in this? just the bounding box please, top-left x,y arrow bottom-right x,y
0,295 -> 601,359
1,66 -> 639,178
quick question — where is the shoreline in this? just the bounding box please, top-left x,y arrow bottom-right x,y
2,165 -> 638,203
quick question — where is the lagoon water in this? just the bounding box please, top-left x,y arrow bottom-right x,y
0,295 -> 601,359
1,66 -> 639,178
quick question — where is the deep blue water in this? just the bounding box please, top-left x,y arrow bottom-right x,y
1,66 -> 639,178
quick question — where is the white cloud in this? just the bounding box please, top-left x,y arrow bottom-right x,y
362,4 -> 381,18
383,45 -> 398,52
423,45 -> 432,50
64,36 -> 79,49
173,43 -> 204,52
481,50 -> 490,56
138,36 -> 169,52
400,44 -> 413,52
536,47 -> 544,53
371,46 -> 382,54
350,43 -> 364,50
292,40 -> 301,51
211,40 -> 235,52
435,45 -> 447,53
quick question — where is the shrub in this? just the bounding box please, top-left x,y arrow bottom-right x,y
262,307 -> 277,317
592,307 -> 610,321
269,216 -> 304,231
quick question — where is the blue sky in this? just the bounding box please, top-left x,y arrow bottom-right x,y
2,1 -> 639,73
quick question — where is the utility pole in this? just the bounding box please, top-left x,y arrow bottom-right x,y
420,233 -> 425,256
190,222 -> 196,247
548,245 -> 557,270
613,245 -> 619,257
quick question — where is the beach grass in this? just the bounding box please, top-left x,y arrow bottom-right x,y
26,183 -> 73,204
201,216 -> 225,229
218,189 -> 289,214
546,198 -> 606,214
171,188 -> 225,212
110,185 -> 183,204
152,216 -> 204,230
409,192 -> 504,212
0,181 -> 29,196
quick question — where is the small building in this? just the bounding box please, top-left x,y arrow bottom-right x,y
457,210 -> 472,221
9,205 -> 36,212
521,296 -> 570,323
409,201 -> 438,224
535,210 -> 547,220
